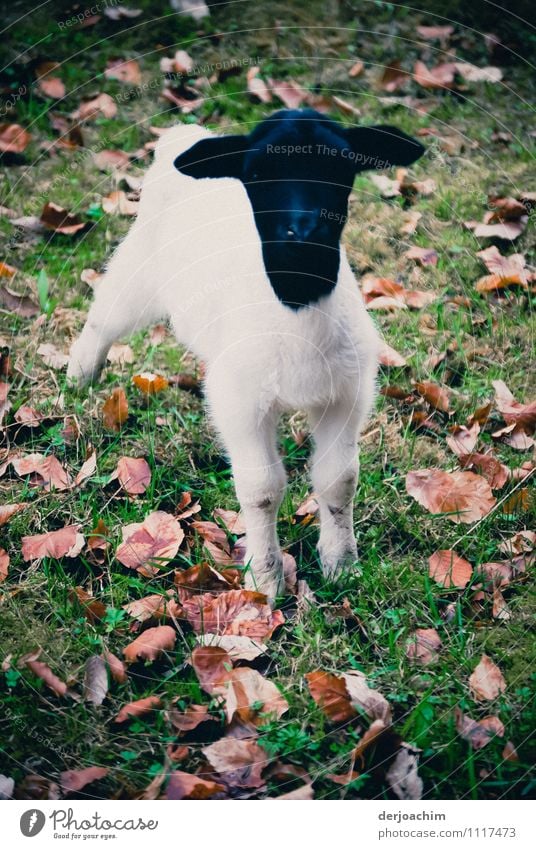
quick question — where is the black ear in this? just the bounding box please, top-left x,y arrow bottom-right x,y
345,125 -> 425,170
173,134 -> 248,180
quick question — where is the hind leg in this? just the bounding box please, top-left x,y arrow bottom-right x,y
68,240 -> 161,385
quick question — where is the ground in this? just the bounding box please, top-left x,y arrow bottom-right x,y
0,0 -> 534,801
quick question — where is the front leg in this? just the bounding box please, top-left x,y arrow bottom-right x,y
207,378 -> 286,602
308,400 -> 365,581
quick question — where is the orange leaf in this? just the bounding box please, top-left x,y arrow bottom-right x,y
25,659 -> 68,697
406,469 -> 496,523
305,670 -> 357,723
428,550 -> 473,588
102,387 -> 128,431
116,511 -> 184,576
165,771 -> 226,800
132,372 -> 169,395
21,525 -> 84,562
123,625 -> 176,663
115,695 -> 162,723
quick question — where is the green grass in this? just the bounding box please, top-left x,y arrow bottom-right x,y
0,0 -> 534,800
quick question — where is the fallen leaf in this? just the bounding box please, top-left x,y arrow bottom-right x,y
73,450 -> 97,487
246,67 -> 272,103
72,586 -> 107,623
12,453 -> 71,491
203,738 -> 267,788
416,25 -> 454,43
406,469 -> 496,523
458,452 -> 509,489
492,380 -> 536,434
502,741 -> 519,762
175,561 -> 240,593
400,210 -> 422,235
455,707 -> 504,749
469,654 -> 506,701
378,340 -> 407,367
165,771 -> 226,800
105,58 -> 141,85
213,508 -> 246,535
498,530 -> 535,556
342,670 -> 392,723
181,589 -> 284,638
385,743 -> 423,799
60,766 -> 108,795
413,60 -> 456,89
305,670 -> 357,723
116,511 -> 184,576
102,388 -> 129,431
269,78 -> 308,109
25,659 -> 68,697
405,628 -> 442,665
109,456 -> 151,496
455,62 -> 502,83
102,190 -> 138,216
22,525 -> 84,561
72,93 -> 117,121
222,667 -> 288,726
404,246 -> 438,266
40,202 -> 85,234
0,123 -> 31,153
0,285 -> 39,317
123,594 -> 166,621
102,649 -> 128,684
160,49 -> 193,74
379,60 -> 409,92
476,246 -> 529,292
169,704 -> 212,733
0,503 -> 28,526
414,380 -> 450,412
115,695 -> 162,723
83,655 -> 108,706
107,343 -> 134,365
191,645 -> 233,695
123,625 -> 176,663
348,60 -> 364,77
428,550 -> 473,588
446,423 -> 480,456
0,548 -> 9,581
94,149 -> 130,170
196,634 -> 267,662
132,372 -> 169,394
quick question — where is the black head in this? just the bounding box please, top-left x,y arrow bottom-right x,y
174,109 -> 425,308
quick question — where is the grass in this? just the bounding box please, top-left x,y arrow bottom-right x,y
0,0 -> 535,800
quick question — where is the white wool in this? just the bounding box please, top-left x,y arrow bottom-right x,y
68,123 -> 380,599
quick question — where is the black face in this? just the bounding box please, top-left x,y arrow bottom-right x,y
174,109 -> 425,309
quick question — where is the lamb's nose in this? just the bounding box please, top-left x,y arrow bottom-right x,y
285,218 -> 317,242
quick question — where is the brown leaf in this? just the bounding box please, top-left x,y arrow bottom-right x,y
132,371 -> 168,394
502,741 -> 519,762
123,594 -> 166,622
455,707 -> 504,749
73,450 -> 97,487
0,503 -> 28,526
476,246 -> 529,292
37,77 -> 66,99
268,78 -> 308,109
413,60 -> 456,89
0,123 -> 32,153
342,670 -> 392,723
12,452 -> 71,490
160,49 -> 193,74
305,670 -> 357,723
105,58 -> 141,85
203,737 -> 268,788
102,190 -> 139,216
379,60 -> 409,92
102,649 -> 128,684
181,589 -> 284,638
94,149 -> 130,170
362,275 -> 435,310
455,62 -> 502,83
493,380 -> 536,434
60,766 -> 108,795
385,744 -> 423,799
72,586 -> 107,623
72,93 -> 117,121
195,634 -> 267,662
191,645 -> 233,695
405,628 -> 442,665
115,695 -> 162,723
213,508 -> 246,535
107,342 -> 134,365
123,625 -> 176,663
22,525 -> 84,562
40,202 -> 85,234
25,659 -> 68,697
175,562 -> 240,593
222,667 -> 288,726
165,771 -> 226,800
404,246 -> 438,266
83,655 -> 108,705
499,530 -> 535,556
414,380 -> 450,412
416,25 -> 453,42
110,456 -> 151,496
102,387 -> 129,431
0,285 -> 39,317
406,469 -> 496,523
116,511 -> 184,576
458,452 -> 509,489
349,60 -> 364,77
428,549 -> 473,588
378,340 -> 407,367
246,67 -> 272,103
169,703 -> 212,733
0,548 -> 9,582
446,423 -> 480,456
469,654 -> 506,701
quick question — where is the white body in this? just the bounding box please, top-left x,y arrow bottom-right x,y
68,123 -> 380,599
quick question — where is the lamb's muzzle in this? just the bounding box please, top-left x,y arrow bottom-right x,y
67,108 -> 425,600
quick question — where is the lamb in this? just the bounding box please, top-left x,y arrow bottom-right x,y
67,108 -> 424,600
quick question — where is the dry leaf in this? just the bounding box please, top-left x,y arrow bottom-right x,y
116,511 -> 184,576
123,625 -> 176,662
0,503 -> 28,526
132,372 -> 169,394
22,525 -> 84,561
0,549 -> 9,582
305,670 -> 357,723
428,549 -> 473,588
385,744 -> 423,799
406,628 -> 442,665
60,766 -> 108,795
165,771 -> 225,800
406,469 -> 496,523
195,634 -> 267,662
469,654 -> 506,701
414,380 -> 450,412
191,645 -> 233,695
342,670 -> 392,723
109,456 -> 151,496
72,93 -> 117,121
181,589 -> 284,638
102,649 -> 128,684
25,659 -> 68,697
247,67 -> 272,103
83,655 -> 108,705
0,123 -> 32,153
203,737 -> 267,788
105,58 -> 141,85
102,388 -> 128,431
404,246 -> 438,266
455,707 -> 504,749
222,667 -> 288,726
446,423 -> 480,456
12,453 -> 71,491
115,695 -> 162,723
